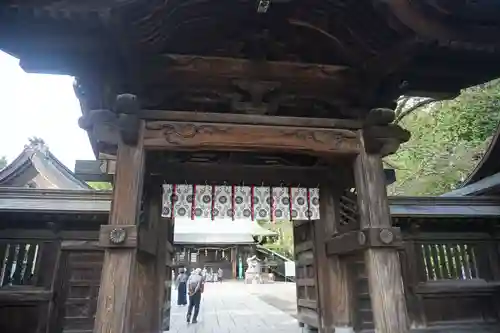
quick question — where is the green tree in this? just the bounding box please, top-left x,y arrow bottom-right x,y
257,220 -> 294,259
388,79 -> 500,196
87,182 -> 113,190
0,156 -> 7,170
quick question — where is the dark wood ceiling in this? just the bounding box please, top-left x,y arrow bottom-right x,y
2,0 -> 500,119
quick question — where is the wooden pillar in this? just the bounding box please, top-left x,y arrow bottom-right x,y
231,247 -> 237,279
353,131 -> 409,333
315,186 -> 334,332
161,215 -> 175,331
94,120 -> 146,333
132,180 -> 169,332
319,185 -> 355,333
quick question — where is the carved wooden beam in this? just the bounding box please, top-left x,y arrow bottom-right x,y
140,54 -> 364,103
137,110 -> 363,129
79,109 -> 364,152
143,121 -> 360,155
160,54 -> 349,82
147,162 -> 336,187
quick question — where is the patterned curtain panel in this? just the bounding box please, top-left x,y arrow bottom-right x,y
194,185 -> 212,219
272,187 -> 291,221
162,184 -> 320,221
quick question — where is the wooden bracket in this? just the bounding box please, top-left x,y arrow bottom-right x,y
118,113 -> 140,146
114,93 -> 141,146
365,108 -> 395,126
362,124 -> 411,156
114,94 -> 140,115
326,227 -> 403,255
98,225 -> 138,248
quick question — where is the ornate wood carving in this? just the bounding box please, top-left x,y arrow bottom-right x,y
144,121 -> 359,155
98,225 -> 138,248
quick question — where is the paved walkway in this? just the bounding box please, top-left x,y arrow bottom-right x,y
167,281 -> 302,333
245,282 -> 298,319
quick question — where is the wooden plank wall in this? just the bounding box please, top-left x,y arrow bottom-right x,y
60,246 -> 104,333
293,219 -> 320,330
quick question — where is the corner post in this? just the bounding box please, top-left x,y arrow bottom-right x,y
353,130 -> 409,333
94,94 -> 147,333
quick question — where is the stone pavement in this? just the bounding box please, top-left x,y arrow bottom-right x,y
167,281 -> 302,333
245,282 -> 298,318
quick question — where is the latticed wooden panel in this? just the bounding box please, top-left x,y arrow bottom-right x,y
338,188 -> 359,233
420,243 -> 480,281
0,242 -> 40,286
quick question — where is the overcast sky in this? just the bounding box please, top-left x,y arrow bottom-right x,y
0,51 -> 95,170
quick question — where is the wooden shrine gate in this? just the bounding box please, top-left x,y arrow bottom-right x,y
80,95 -> 411,333
3,1 -> 500,332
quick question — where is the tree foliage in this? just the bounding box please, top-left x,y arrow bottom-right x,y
388,79 -> 500,196
257,220 -> 294,259
87,182 -> 113,190
0,156 -> 7,170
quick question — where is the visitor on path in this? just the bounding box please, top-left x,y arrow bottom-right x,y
175,268 -> 188,306
186,268 -> 204,324
218,268 -> 223,283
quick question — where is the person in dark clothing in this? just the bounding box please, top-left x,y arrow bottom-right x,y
186,268 -> 204,324
175,268 -> 188,306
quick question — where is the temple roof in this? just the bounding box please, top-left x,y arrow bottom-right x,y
463,122 -> 500,186
441,122 -> 500,197
2,0 -> 500,121
0,141 -> 91,190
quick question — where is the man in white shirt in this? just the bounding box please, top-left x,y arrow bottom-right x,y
186,268 -> 204,324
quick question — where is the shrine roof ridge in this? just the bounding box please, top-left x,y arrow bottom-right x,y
0,144 -> 92,190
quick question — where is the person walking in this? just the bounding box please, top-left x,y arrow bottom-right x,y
175,268 -> 188,306
218,268 -> 223,283
186,268 -> 204,324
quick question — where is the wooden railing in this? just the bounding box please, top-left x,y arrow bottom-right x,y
1,242 -> 40,287
0,238 -> 60,333
0,239 -> 58,292
397,217 -> 500,331
344,215 -> 500,332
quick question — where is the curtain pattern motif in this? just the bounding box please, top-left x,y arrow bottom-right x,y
162,184 -> 320,221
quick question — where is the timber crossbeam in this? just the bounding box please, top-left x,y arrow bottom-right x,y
326,227 -> 403,255
143,120 -> 359,155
